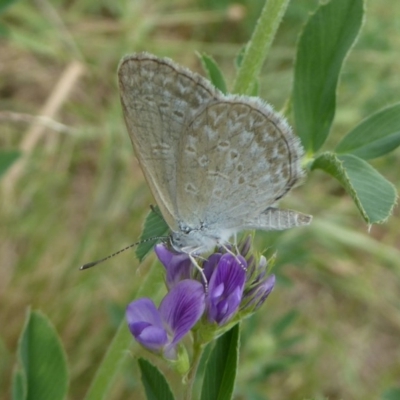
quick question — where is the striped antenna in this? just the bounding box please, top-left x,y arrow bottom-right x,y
80,236 -> 168,270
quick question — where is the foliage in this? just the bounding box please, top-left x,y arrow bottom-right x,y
1,0 -> 400,399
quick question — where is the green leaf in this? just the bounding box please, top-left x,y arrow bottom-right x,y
235,46 -> 246,69
278,335 -> 304,350
136,206 -> 169,262
138,358 -> 175,400
198,53 -> 228,94
0,0 -> 19,14
293,0 -> 364,152
17,310 -> 69,400
12,367 -> 27,400
336,103 -> 400,159
381,387 -> 400,400
201,324 -> 240,400
261,355 -> 303,378
0,22 -> 10,36
271,310 -> 298,336
0,150 -> 20,178
312,152 -> 397,224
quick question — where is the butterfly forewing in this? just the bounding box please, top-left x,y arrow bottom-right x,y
118,53 -> 220,230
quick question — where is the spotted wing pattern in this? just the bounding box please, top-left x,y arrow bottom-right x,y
118,53 -> 220,229
119,52 -> 311,248
176,97 -> 307,232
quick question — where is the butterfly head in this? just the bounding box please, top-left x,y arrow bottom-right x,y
169,223 -> 234,255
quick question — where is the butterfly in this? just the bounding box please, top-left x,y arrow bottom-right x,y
118,52 -> 311,256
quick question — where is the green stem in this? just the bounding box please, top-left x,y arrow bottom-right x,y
83,317 -> 132,400
83,262 -> 165,400
232,0 -> 291,95
183,337 -> 204,400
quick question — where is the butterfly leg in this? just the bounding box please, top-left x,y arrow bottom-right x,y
219,242 -> 247,272
189,254 -> 209,292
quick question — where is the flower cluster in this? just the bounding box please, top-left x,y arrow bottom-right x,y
126,236 -> 275,360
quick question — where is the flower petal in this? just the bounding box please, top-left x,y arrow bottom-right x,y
159,280 -> 205,345
126,298 -> 163,327
242,274 -> 276,311
155,244 -> 192,289
202,253 -> 222,282
126,298 -> 168,351
252,274 -> 275,310
135,325 -> 168,351
209,254 -> 247,295
207,254 -> 246,324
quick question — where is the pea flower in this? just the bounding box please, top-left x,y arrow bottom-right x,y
126,236 -> 275,357
205,253 -> 247,324
229,237 -> 275,312
154,244 -> 192,289
126,279 -> 205,359
241,260 -> 276,312
155,244 -> 247,324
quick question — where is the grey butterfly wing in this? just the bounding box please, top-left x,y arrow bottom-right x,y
176,96 -> 310,232
118,53 -> 220,230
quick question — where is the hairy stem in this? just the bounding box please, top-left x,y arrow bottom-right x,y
183,336 -> 204,400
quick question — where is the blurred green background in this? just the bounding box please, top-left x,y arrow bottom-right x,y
1,0 -> 400,399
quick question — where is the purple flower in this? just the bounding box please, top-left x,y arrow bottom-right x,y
127,237 -> 275,357
155,244 -> 192,289
202,253 -> 223,282
206,254 -> 247,325
126,298 -> 168,351
244,274 -> 275,311
126,280 -> 205,359
241,256 -> 275,312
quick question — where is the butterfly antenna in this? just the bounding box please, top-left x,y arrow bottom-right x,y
80,236 -> 168,270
